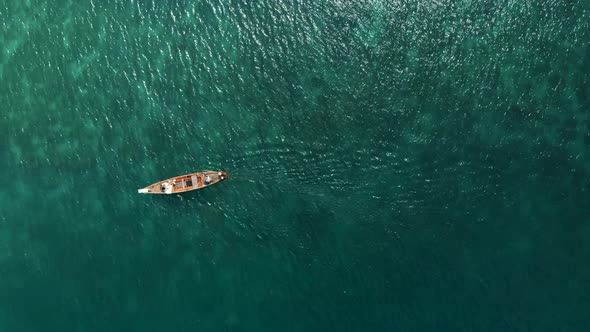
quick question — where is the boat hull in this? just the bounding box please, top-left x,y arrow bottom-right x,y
138,171 -> 229,194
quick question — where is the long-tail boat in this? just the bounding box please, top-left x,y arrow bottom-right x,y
138,171 -> 229,194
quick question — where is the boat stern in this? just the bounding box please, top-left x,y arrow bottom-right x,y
138,188 -> 149,193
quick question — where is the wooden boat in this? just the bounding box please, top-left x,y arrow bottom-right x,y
138,171 -> 229,194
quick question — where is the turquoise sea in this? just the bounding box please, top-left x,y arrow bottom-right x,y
1,0 -> 589,331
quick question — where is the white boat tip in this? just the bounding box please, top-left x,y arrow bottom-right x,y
138,188 -> 149,193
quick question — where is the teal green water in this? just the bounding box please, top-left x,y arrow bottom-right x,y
2,0 -> 590,331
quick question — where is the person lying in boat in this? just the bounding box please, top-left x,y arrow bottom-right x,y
160,181 -> 174,194
204,175 -> 212,185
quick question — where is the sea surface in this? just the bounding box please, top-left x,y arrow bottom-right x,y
1,0 -> 589,331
